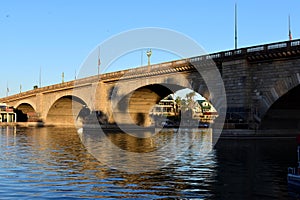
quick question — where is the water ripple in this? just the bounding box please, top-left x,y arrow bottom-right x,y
0,127 -> 298,199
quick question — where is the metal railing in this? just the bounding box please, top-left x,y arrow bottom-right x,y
192,38 -> 300,62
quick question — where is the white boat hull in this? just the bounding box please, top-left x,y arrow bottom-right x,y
288,173 -> 300,188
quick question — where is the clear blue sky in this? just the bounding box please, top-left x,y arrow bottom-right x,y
1,0 -> 299,97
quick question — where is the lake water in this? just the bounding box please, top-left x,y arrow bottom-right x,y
0,126 -> 299,199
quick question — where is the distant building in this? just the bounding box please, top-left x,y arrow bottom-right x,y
150,95 -> 218,124
150,95 -> 177,117
193,100 -> 218,123
0,103 -> 16,123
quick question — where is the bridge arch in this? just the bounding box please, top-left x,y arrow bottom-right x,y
115,84 -> 180,126
260,83 -> 300,129
112,82 -> 212,127
15,100 -> 37,111
45,95 -> 88,126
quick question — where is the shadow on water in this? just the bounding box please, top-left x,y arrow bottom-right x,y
214,133 -> 300,200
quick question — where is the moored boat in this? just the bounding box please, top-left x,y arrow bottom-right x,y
287,135 -> 300,188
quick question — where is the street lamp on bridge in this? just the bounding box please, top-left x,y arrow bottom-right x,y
146,49 -> 152,72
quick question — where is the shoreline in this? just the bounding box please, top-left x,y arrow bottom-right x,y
0,122 -> 299,138
220,129 -> 299,138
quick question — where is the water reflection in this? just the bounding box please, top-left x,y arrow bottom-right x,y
0,126 -> 218,199
79,127 -> 213,173
0,126 -> 298,199
0,126 -> 16,145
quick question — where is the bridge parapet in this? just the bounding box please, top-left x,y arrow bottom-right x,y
76,39 -> 300,84
1,80 -> 77,103
207,39 -> 300,62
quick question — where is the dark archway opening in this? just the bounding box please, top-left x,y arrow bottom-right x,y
15,103 -> 35,122
260,85 -> 300,130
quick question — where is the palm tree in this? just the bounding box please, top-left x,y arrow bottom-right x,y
185,91 -> 196,109
174,96 -> 182,114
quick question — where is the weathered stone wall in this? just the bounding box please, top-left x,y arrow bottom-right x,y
249,58 -> 300,129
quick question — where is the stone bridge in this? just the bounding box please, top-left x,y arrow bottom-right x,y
1,39 -> 300,130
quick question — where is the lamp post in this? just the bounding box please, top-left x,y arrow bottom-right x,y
146,49 -> 152,72
62,72 -> 64,83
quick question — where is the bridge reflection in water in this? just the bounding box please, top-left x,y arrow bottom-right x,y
79,127 -> 213,173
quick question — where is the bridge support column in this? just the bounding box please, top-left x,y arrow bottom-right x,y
35,93 -> 44,121
94,81 -> 113,124
222,60 -> 253,128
